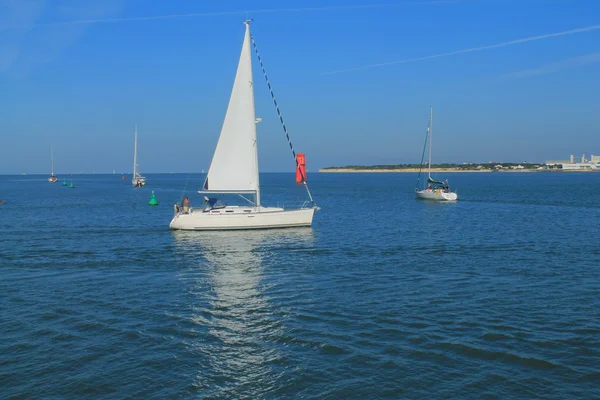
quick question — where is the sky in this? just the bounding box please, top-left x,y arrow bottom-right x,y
1,0 -> 599,174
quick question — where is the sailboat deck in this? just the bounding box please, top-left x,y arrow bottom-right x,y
195,205 -> 285,215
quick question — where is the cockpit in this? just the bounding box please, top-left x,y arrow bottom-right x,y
202,196 -> 227,211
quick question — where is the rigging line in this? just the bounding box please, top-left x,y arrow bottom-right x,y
237,193 -> 256,206
250,34 -> 317,206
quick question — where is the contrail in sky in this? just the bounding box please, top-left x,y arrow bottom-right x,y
323,24 -> 600,75
35,1 -> 459,27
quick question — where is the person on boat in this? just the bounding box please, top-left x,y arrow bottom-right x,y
182,197 -> 190,214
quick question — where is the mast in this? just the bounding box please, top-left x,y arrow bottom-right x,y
50,144 -> 54,176
133,125 -> 138,177
428,106 -> 433,180
246,20 -> 260,207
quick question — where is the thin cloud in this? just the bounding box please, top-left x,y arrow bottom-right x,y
34,0 -> 460,27
500,52 -> 600,80
323,24 -> 600,75
1,0 -> 126,74
0,0 -> 44,72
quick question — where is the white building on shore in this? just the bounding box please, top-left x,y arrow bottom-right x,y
546,154 -> 600,170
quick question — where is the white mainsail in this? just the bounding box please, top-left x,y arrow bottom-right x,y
202,22 -> 260,205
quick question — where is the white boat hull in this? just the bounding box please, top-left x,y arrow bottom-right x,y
132,174 -> 146,187
169,206 -> 315,231
416,189 -> 458,201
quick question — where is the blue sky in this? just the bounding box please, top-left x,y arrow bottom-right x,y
1,0 -> 599,174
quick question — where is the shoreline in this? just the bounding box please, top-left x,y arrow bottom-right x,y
318,168 -> 597,173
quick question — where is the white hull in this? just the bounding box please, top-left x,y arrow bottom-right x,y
416,189 -> 458,201
169,206 -> 315,231
48,175 -> 57,183
132,177 -> 146,187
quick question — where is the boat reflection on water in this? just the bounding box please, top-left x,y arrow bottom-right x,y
171,228 -> 315,396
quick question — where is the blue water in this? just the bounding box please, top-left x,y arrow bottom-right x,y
1,172 -> 599,399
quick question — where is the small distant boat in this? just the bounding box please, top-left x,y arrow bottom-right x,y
169,21 -> 318,231
132,125 -> 146,188
415,106 -> 458,201
48,145 -> 58,183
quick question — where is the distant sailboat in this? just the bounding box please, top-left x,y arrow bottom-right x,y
169,21 -> 318,231
415,106 -> 458,201
132,125 -> 146,187
48,145 -> 58,183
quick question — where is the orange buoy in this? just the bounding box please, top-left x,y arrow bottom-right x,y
295,153 -> 306,184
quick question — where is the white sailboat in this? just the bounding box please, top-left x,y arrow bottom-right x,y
48,145 -> 57,183
170,21 -> 318,231
132,125 -> 146,187
415,106 -> 458,201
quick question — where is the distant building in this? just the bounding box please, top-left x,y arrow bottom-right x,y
562,163 -> 593,170
545,153 -> 600,170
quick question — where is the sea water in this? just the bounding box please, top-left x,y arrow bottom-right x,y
1,172 -> 599,399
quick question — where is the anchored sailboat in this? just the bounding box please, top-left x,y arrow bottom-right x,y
415,106 -> 458,201
170,21 -> 318,231
132,125 -> 146,187
48,145 -> 58,183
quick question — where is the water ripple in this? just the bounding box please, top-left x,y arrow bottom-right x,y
1,173 -> 600,398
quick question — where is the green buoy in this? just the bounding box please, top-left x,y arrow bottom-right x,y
69,181 -> 75,189
62,179 -> 67,186
148,191 -> 159,206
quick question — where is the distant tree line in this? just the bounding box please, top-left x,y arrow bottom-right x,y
322,162 -> 545,170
